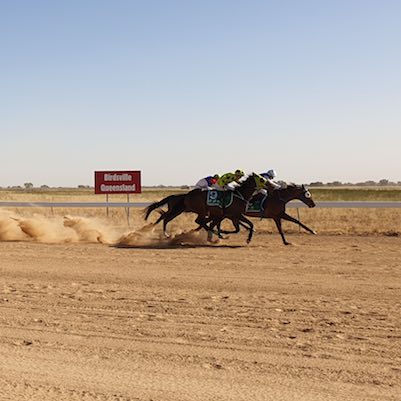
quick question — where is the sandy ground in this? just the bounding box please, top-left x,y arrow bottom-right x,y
0,231 -> 400,401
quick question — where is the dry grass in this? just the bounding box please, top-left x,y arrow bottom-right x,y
1,207 -> 400,244
0,188 -> 187,203
148,208 -> 401,237
2,186 -> 401,202
264,208 -> 401,236
1,188 -> 401,239
310,187 -> 401,201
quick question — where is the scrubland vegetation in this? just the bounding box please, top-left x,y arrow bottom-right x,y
1,185 -> 401,202
1,186 -> 401,237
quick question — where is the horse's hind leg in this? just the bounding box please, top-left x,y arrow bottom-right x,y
219,218 -> 253,241
154,211 -> 165,226
281,212 -> 317,235
194,216 -> 212,240
154,202 -> 185,229
160,207 -> 185,237
238,216 -> 254,243
209,217 -> 226,239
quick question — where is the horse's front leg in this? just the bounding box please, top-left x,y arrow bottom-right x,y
281,212 -> 317,235
195,215 -> 220,236
273,217 -> 291,245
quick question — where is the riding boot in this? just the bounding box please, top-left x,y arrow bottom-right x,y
260,190 -> 271,219
259,193 -> 267,219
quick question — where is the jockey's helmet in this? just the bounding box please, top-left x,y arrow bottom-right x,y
213,174 -> 219,179
235,169 -> 244,177
267,169 -> 277,179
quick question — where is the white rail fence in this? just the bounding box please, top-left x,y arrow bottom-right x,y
1,201 -> 401,208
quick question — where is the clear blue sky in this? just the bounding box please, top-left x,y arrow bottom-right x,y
1,0 -> 400,187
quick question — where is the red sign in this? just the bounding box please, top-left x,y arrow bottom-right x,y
94,171 -> 141,194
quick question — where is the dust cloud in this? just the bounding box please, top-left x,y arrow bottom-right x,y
0,211 -> 26,241
0,210 -> 212,247
116,226 -> 211,248
0,211 -> 124,244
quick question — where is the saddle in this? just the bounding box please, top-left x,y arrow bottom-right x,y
206,190 -> 234,208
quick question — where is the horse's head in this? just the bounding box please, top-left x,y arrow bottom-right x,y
283,184 -> 316,208
299,184 -> 316,208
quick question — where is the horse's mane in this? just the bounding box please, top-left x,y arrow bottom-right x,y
281,182 -> 304,190
232,173 -> 257,195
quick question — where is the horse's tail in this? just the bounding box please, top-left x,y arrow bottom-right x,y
144,195 -> 173,220
144,194 -> 185,221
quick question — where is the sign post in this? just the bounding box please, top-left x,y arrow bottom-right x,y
127,193 -> 130,226
94,170 -> 141,226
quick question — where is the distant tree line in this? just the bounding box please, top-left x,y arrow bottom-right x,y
0,184 -> 93,190
1,179 -> 401,190
308,179 -> 401,187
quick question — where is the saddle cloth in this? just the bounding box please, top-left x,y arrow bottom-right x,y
246,195 -> 267,213
206,190 -> 234,208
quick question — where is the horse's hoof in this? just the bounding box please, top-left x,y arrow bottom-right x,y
312,230 -> 317,235
284,242 -> 292,246
164,233 -> 171,238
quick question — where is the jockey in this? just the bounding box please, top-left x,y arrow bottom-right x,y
260,169 -> 281,193
216,169 -> 245,190
254,169 -> 280,218
194,174 -> 220,190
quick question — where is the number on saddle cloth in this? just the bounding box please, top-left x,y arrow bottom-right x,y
206,190 -> 233,208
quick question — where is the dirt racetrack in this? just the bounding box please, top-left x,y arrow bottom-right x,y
1,227 -> 400,401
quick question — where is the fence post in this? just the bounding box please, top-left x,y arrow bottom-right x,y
297,208 -> 301,233
126,194 -> 131,227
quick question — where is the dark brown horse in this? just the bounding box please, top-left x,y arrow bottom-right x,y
144,193 -> 187,233
145,183 -> 316,245
144,173 -> 266,243
222,184 -> 316,245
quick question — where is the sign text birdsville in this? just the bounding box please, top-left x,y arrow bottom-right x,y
94,171 -> 141,194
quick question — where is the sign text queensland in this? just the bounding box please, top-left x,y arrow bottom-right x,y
94,171 -> 141,194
